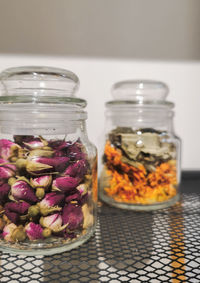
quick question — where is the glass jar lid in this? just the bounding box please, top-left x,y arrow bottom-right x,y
106,80 -> 174,109
0,66 -> 86,108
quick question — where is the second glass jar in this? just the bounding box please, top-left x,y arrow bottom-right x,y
100,80 -> 181,210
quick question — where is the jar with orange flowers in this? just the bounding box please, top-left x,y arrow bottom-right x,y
100,80 -> 181,210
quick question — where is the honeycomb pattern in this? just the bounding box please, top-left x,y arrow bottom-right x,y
0,175 -> 200,282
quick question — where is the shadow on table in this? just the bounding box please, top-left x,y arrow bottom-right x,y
97,204 -> 154,274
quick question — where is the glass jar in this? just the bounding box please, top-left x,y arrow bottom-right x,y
100,80 -> 181,210
0,66 -> 97,255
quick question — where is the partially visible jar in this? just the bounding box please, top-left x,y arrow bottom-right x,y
0,66 -> 97,255
100,80 -> 181,210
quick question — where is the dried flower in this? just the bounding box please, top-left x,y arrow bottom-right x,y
42,228 -> 52,238
48,140 -> 71,151
0,183 -> 11,204
5,201 -> 30,215
35,188 -> 45,200
38,192 -> 64,216
52,176 -> 80,193
65,191 -> 81,203
64,160 -> 88,178
67,142 -> 86,161
11,180 -> 38,203
82,204 -> 94,229
28,205 -> 40,217
0,139 -> 20,160
28,149 -> 54,158
62,203 -> 83,230
26,160 -> 53,175
2,223 -> 17,242
11,225 -> 26,242
25,222 -> 44,240
40,213 -> 67,233
23,137 -> 48,149
0,166 -> 16,182
4,208 -> 19,224
30,175 -> 52,189
27,156 -> 69,175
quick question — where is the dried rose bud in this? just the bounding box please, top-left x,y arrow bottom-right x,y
11,225 -> 26,242
0,167 -> 15,182
62,204 -> 83,231
65,191 -> 81,203
23,137 -> 48,149
30,156 -> 69,172
42,228 -> 52,238
67,142 -> 86,161
52,177 -> 80,193
25,222 -> 44,240
28,205 -> 40,217
4,208 -> 19,224
30,175 -> 52,189
38,192 -> 64,216
3,223 -> 17,242
5,201 -> 30,215
82,204 -> 94,229
64,160 -> 88,178
77,183 -> 88,196
0,183 -> 11,204
40,213 -> 67,233
8,177 -> 17,186
0,139 -> 20,160
28,149 -> 54,158
48,140 -> 71,151
15,158 -> 27,170
26,160 -> 53,175
11,180 -> 38,203
35,188 -> 45,199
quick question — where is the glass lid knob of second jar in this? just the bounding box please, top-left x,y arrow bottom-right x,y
111,80 -> 169,103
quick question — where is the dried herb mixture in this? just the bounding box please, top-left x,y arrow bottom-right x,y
102,127 -> 177,204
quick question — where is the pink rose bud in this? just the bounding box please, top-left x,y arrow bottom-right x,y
64,160 -> 88,178
67,142 -> 86,161
0,158 -> 16,172
65,192 -> 81,203
40,213 -> 67,233
25,222 -> 44,240
0,139 -> 20,160
5,201 -> 30,214
30,175 -> 52,189
38,192 -> 64,216
23,137 -> 48,149
2,223 -> 17,242
0,183 -> 11,203
11,180 -> 38,203
48,140 -> 71,151
33,156 -> 69,172
5,201 -> 30,224
26,160 -> 53,175
62,203 -> 83,231
52,177 -> 80,193
4,208 -> 19,224
0,166 -> 16,180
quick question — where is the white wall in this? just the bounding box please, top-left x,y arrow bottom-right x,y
0,54 -> 199,170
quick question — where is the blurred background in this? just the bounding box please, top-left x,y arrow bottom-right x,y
0,0 -> 199,169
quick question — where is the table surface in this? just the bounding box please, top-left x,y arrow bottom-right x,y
0,171 -> 200,283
